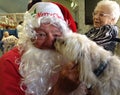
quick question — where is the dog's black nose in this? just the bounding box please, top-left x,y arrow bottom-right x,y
54,37 -> 62,42
53,37 -> 60,49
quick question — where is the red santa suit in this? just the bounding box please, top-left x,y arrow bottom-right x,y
0,47 -> 25,95
0,2 -> 80,95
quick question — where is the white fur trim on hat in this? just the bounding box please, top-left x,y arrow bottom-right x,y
28,2 -> 64,20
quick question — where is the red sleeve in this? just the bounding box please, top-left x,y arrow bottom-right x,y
0,48 -> 25,95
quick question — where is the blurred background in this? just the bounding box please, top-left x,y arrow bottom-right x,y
0,0 -> 120,56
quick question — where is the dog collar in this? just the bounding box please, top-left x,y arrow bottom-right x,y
87,62 -> 108,90
93,61 -> 108,77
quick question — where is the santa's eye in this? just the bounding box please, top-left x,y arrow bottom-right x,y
36,32 -> 47,39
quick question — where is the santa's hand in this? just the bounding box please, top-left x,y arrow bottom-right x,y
47,62 -> 80,95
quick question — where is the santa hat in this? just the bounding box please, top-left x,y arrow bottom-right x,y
28,2 -> 64,20
27,1 -> 77,32
53,2 -> 77,32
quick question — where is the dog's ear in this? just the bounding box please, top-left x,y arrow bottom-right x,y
47,62 -> 80,95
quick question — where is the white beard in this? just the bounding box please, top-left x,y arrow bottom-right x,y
19,45 -> 66,95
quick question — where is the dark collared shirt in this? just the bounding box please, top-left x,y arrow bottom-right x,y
85,25 -> 119,53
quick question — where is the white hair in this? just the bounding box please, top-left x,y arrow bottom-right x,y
17,12 -> 72,51
95,0 -> 120,24
17,12 -> 72,95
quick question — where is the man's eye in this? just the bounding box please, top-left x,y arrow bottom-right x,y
36,32 -> 47,39
53,32 -> 62,38
38,33 -> 46,37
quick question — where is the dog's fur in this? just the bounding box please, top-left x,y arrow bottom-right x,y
54,33 -> 120,95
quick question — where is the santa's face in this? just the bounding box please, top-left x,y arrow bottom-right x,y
33,23 -> 62,49
19,45 -> 67,95
19,23 -> 67,95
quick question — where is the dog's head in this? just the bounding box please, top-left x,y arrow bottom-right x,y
54,33 -> 89,62
54,32 -> 115,85
54,33 -> 98,83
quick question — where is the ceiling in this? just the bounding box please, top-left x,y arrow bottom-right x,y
0,0 -> 72,14
0,0 -> 29,13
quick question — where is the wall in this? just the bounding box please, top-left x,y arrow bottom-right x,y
72,0 -> 92,34
0,9 -> 7,13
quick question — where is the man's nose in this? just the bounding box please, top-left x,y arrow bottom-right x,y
45,34 -> 55,48
47,33 -> 55,41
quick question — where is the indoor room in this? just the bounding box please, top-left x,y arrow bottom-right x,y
0,0 -> 120,95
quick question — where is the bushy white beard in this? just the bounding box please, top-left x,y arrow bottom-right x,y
19,45 -> 66,95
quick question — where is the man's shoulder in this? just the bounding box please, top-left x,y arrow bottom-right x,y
0,47 -> 20,63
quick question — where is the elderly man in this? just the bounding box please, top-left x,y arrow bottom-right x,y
0,2 -> 88,95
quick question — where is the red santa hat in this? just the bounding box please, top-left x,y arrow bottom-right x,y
27,1 -> 77,32
53,2 -> 77,32
28,2 -> 64,20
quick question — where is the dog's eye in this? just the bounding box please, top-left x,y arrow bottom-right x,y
56,37 -> 67,46
61,40 -> 65,44
60,40 -> 67,46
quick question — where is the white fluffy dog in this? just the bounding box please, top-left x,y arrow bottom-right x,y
54,33 -> 120,95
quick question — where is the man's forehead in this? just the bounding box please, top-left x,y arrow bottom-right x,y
34,23 -> 61,33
